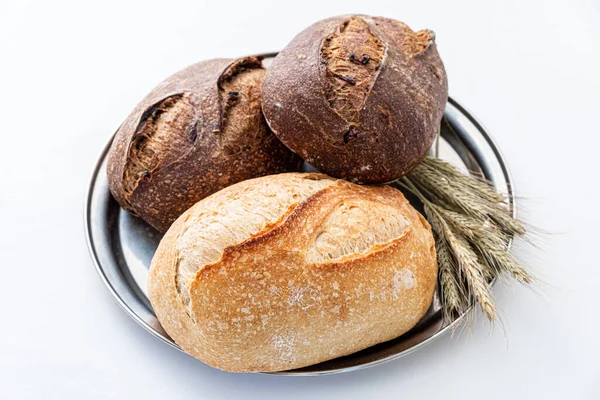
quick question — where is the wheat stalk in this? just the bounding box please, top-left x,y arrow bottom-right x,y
419,156 -> 505,203
424,202 -> 496,320
436,237 -> 465,321
394,156 -> 533,323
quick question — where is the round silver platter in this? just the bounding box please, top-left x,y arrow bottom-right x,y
85,54 -> 515,376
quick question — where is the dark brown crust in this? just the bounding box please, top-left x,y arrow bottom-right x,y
262,15 -> 448,184
107,57 -> 302,232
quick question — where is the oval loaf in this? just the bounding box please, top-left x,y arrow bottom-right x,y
148,172 -> 437,372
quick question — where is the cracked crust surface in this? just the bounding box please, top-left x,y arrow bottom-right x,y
262,15 -> 448,183
148,172 -> 437,372
107,57 -> 302,232
321,17 -> 385,128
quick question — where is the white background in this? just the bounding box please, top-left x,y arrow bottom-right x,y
1,0 -> 599,398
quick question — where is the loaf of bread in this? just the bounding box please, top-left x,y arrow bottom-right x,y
262,15 -> 448,184
148,173 -> 437,372
107,57 -> 301,232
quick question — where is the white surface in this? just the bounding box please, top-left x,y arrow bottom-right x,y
1,0 -> 599,398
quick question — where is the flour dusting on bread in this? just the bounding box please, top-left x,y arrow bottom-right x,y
148,172 -> 437,372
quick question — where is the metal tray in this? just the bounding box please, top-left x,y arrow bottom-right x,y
84,62 -> 515,375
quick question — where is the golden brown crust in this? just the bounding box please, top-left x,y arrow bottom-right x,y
262,15 -> 448,184
107,57 -> 302,232
148,172 -> 437,372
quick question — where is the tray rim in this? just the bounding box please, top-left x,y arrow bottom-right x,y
84,96 -> 516,376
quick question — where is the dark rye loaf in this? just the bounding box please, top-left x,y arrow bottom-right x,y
107,57 -> 301,232
262,15 -> 448,184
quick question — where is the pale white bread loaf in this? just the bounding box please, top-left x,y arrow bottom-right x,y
148,172 -> 437,372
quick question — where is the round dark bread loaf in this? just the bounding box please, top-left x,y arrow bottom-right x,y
262,15 -> 448,184
107,57 -> 302,232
